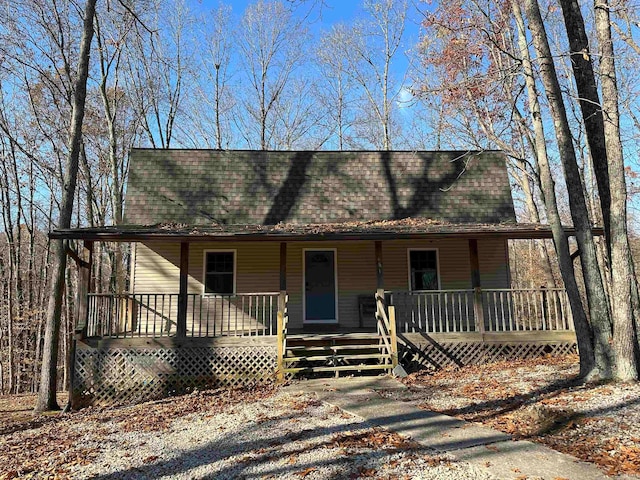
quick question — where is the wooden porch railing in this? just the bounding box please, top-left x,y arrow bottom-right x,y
388,287 -> 574,334
482,288 -> 574,332
375,290 -> 398,368
86,292 -> 281,338
276,291 -> 288,382
388,290 -> 475,333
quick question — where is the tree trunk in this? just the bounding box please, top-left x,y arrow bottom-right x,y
35,0 -> 97,412
524,0 -> 614,379
593,0 -> 638,380
512,0 -> 595,376
558,0 -> 612,243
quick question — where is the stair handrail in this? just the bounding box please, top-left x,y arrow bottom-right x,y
276,290 -> 288,382
375,290 -> 394,365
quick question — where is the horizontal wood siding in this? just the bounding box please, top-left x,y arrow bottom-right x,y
133,242 -> 181,293
382,239 -> 472,290
477,238 -> 510,288
131,238 -> 511,330
132,241 -> 280,294
187,242 -> 280,294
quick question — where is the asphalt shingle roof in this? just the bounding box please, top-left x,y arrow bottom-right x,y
123,150 -> 516,225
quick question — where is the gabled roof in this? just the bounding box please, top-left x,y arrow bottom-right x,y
123,150 -> 516,225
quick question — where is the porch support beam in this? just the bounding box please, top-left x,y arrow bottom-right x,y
279,242 -> 287,291
375,240 -> 384,291
71,240 -> 93,338
469,239 -> 485,333
177,242 -> 189,338
70,240 -> 92,410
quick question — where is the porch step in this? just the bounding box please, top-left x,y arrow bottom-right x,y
287,332 -> 379,341
283,363 -> 391,374
283,353 -> 390,363
286,344 -> 386,352
283,332 -> 393,378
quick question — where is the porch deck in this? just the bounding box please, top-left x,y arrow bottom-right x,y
72,287 -> 576,406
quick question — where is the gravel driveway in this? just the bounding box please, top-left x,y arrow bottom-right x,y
66,390 -> 496,479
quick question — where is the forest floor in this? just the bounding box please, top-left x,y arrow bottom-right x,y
0,355 -> 638,478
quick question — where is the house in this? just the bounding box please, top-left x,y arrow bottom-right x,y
52,150 -> 580,406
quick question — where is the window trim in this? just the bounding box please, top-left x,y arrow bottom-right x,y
202,249 -> 237,295
407,248 -> 441,291
302,248 -> 339,324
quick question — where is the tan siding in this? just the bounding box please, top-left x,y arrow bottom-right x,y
133,242 -> 181,293
383,239 -> 472,291
478,238 -> 510,288
131,237 -> 511,330
187,242 -> 280,294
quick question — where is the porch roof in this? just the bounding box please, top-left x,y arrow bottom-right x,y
49,218 -> 604,242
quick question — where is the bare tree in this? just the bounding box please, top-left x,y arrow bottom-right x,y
524,0 -> 613,379
236,0 -> 308,150
511,0 -> 596,377
592,0 -> 637,379
36,0 -> 97,412
316,24 -> 358,150
123,0 -> 193,148
343,0 -> 408,149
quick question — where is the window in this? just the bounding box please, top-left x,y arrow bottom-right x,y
409,250 -> 439,290
204,251 -> 235,294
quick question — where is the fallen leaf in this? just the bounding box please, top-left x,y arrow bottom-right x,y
296,467 -> 317,478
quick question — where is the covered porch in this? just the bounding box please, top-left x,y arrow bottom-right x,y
51,221 -> 586,406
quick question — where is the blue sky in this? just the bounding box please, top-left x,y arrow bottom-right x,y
190,0 -> 423,46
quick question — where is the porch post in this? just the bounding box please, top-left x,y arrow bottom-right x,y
70,240 -> 92,410
177,241 -> 189,338
469,239 -> 485,333
375,240 -> 384,292
279,242 -> 287,291
72,240 -> 92,339
277,242 -> 287,382
375,240 -> 386,314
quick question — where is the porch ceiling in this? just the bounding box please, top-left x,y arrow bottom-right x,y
49,219 -> 604,243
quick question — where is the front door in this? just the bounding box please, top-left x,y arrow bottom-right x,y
304,249 -> 338,323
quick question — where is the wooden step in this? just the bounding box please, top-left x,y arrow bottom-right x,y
288,332 -> 383,341
286,344 -> 385,352
283,353 -> 391,363
283,363 -> 392,374
286,339 -> 384,349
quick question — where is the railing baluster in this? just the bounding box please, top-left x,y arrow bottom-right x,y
503,291 -> 510,331
465,291 -> 471,332
203,296 -> 209,337
227,295 -> 231,335
214,298 -> 218,337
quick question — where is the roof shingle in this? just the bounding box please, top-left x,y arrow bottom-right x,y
123,150 -> 516,225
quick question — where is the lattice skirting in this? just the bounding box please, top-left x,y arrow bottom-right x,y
73,343 -> 277,406
399,340 -> 577,371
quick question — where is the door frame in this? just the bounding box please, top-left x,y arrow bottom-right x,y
302,248 -> 339,324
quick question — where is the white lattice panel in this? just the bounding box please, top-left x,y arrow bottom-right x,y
399,340 -> 576,370
74,344 -> 277,406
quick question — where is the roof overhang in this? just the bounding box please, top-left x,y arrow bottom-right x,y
49,220 -> 604,243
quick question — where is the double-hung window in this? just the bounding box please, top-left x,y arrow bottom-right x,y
204,251 -> 235,294
409,249 -> 439,291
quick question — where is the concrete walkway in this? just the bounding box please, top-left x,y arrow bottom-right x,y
285,376 -> 627,480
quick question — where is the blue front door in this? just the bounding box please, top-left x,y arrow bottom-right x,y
304,250 -> 337,323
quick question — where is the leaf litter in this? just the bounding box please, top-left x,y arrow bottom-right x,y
384,354 -> 640,477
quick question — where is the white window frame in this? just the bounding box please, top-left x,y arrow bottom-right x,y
202,249 -> 237,295
407,248 -> 441,291
302,248 -> 339,324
